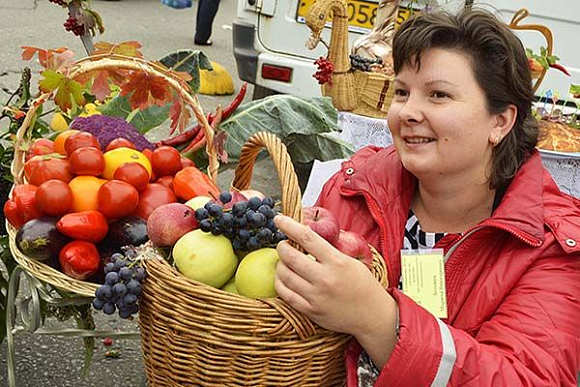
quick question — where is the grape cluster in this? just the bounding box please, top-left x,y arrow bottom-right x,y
48,0 -> 67,5
63,15 -> 85,36
313,57 -> 334,85
92,253 -> 147,319
195,192 -> 287,253
350,54 -> 383,72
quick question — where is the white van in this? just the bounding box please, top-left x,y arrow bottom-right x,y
232,0 -> 580,100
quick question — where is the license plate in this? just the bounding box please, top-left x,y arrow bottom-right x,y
296,0 -> 415,34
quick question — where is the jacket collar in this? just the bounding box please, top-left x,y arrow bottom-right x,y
339,147 -> 550,246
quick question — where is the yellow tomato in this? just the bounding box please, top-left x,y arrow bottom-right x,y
78,103 -> 101,117
50,113 -> 69,132
102,147 -> 152,180
69,175 -> 107,212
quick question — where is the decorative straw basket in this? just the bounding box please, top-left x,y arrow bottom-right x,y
7,54 -> 215,297
139,131 -> 389,386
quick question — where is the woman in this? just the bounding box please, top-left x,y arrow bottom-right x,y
194,0 -> 220,45
274,9 -> 580,386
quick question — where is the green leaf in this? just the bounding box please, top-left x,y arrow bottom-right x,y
98,94 -> 170,134
220,95 -> 354,164
158,50 -> 213,94
39,70 -> 85,112
536,56 -> 549,69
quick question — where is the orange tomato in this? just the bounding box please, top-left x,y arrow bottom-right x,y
53,129 -> 79,155
68,176 -> 107,212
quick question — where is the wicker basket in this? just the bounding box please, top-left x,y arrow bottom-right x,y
139,131 -> 388,386
6,54 -> 216,297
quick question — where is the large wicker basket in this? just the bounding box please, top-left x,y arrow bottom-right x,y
139,131 -> 389,386
6,54 -> 216,297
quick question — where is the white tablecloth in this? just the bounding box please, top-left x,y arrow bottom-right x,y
303,112 -> 580,206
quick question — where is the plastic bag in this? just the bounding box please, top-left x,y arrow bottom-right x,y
161,0 -> 192,9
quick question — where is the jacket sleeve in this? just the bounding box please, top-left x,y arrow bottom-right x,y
375,253 -> 580,387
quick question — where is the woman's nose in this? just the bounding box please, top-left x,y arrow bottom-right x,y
398,96 -> 424,124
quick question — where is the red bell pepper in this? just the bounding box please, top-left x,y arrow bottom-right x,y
56,210 -> 109,243
12,184 -> 43,223
3,199 -> 25,229
58,240 -> 101,280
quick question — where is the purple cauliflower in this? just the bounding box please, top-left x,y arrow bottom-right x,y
70,115 -> 155,152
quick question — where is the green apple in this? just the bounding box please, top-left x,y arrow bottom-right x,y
235,248 -> 279,299
173,229 -> 238,288
221,276 -> 238,294
184,195 -> 212,210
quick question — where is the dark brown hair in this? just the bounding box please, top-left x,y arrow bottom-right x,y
392,9 -> 539,193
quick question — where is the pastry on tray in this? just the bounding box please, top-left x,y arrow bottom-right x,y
536,119 -> 580,152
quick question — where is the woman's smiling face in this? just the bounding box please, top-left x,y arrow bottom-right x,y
387,48 -> 499,184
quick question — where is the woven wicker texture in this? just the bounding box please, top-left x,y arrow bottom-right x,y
139,132 -> 388,386
7,54 -> 217,297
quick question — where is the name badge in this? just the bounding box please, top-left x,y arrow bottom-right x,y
401,249 -> 448,318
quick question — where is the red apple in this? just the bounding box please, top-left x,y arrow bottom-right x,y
334,230 -> 373,266
303,206 -> 340,245
240,189 -> 265,201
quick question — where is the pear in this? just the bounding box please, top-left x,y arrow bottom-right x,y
235,248 -> 279,299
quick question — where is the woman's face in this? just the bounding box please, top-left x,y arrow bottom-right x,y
387,48 -> 498,184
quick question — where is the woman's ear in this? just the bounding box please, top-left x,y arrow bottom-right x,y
490,104 -> 518,142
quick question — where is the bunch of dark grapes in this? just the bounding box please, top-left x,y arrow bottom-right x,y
195,192 -> 287,253
92,252 -> 147,319
48,0 -> 67,5
350,54 -> 382,72
63,14 -> 85,36
313,57 -> 334,85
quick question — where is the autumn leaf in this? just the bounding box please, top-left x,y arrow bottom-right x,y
169,97 -> 192,135
21,46 -> 74,70
93,41 -> 143,58
91,70 -> 110,101
214,130 -> 229,164
120,72 -> 172,110
39,69 -> 86,111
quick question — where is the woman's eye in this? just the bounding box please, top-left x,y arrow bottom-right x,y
394,88 -> 409,97
431,91 -> 450,99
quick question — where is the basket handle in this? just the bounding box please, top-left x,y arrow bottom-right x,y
11,54 -> 218,185
231,132 -> 319,338
509,8 -> 554,93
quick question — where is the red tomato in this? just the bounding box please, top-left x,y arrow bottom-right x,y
64,131 -> 100,156
98,180 -> 139,219
180,156 -> 195,169
35,179 -> 73,216
156,175 -> 174,190
58,241 -> 100,280
133,183 -> 177,220
69,147 -> 105,176
105,138 -> 136,152
113,162 -> 150,192
141,149 -> 156,181
151,146 -> 182,177
24,155 -> 72,186
26,139 -> 55,161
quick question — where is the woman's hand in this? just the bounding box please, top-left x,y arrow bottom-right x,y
274,215 -> 397,340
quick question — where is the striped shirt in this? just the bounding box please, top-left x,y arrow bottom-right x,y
357,210 -> 450,386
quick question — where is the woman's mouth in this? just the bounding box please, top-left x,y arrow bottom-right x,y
404,137 -> 436,144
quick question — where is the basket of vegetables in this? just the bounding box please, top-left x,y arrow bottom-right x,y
138,131 -> 388,386
5,48 -> 217,297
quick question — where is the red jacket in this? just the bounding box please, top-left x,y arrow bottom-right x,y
315,146 -> 580,386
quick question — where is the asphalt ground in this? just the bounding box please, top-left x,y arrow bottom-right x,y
0,1 -> 283,386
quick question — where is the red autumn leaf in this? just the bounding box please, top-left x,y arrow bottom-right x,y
93,41 -> 143,58
21,47 -> 73,70
91,70 -> 110,101
119,72 -> 172,110
214,130 -> 229,164
169,97 -> 192,135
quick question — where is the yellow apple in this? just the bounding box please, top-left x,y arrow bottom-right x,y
184,195 -> 212,210
235,248 -> 279,299
221,276 -> 238,294
173,229 -> 238,288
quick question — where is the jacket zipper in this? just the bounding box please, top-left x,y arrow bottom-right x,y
361,192 -> 393,284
